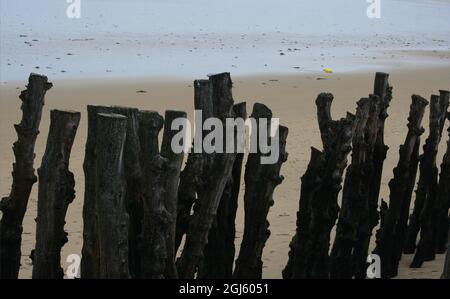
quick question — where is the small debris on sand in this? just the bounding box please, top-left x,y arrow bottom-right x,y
136,90 -> 147,93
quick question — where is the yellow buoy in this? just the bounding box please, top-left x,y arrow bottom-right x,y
323,68 -> 333,73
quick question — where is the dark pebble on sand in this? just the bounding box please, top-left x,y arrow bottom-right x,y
136,90 -> 147,93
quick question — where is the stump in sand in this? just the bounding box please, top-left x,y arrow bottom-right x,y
177,73 -> 237,279
406,94 -> 446,267
138,110 -> 171,279
233,103 -> 289,279
374,95 -> 428,278
283,93 -> 354,279
199,102 -> 247,279
32,110 -> 80,279
95,113 -> 130,278
0,73 -> 52,279
329,95 -> 381,279
161,110 -> 187,279
442,228 -> 450,279
434,91 -> 450,254
175,80 -> 213,253
352,72 -> 392,279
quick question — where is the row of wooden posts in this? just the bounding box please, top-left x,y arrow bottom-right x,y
0,72 -> 448,279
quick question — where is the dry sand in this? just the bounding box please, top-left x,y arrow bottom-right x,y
0,66 -> 449,279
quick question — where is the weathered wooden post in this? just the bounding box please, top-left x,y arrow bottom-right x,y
353,72 -> 392,279
199,102 -> 247,279
329,96 -> 379,279
433,90 -> 449,254
81,105 -> 143,278
0,73 -> 52,279
435,111 -> 450,254
282,148 -> 324,279
406,94 -> 445,267
177,72 -> 237,279
233,103 -> 288,279
32,110 -> 80,279
161,110 -> 187,279
95,113 -> 129,279
107,107 -> 142,278
81,105 -> 102,278
138,110 -> 172,279
283,93 -> 354,279
373,95 -> 428,278
442,228 -> 450,279
175,79 -> 213,252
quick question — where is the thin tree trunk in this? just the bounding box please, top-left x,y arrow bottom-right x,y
138,110 -> 172,278
199,102 -> 247,279
353,72 -> 392,279
0,73 -> 52,279
175,80 -> 213,252
177,72 -> 236,279
435,111 -> 450,254
407,94 -> 445,267
373,95 -> 428,278
95,113 -> 130,279
433,90 -> 449,254
282,147 -> 324,279
330,95 -> 380,279
81,105 -> 102,278
32,110 -> 80,279
81,105 -> 143,278
108,107 -> 142,278
161,110 -> 187,279
442,227 -> 450,279
233,103 -> 288,278
284,93 -> 354,279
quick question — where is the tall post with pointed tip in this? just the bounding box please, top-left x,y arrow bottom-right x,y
0,73 -> 52,279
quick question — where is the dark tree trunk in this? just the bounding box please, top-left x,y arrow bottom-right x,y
138,110 -> 172,278
233,104 -> 289,279
373,95 -> 428,278
407,94 -> 446,267
433,90 -> 449,254
283,93 -> 354,279
353,72 -> 392,279
175,80 -> 213,252
32,110 -> 80,279
442,227 -> 450,279
81,105 -> 142,278
435,111 -> 450,254
282,148 -> 324,279
0,73 -> 52,279
330,95 -> 381,279
95,113 -> 130,279
81,105 -> 102,278
161,110 -> 187,279
177,72 -> 236,279
107,107 -> 142,278
199,102 -> 247,279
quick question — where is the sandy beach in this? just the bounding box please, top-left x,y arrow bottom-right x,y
1,66 -> 449,278
1,0 -> 450,280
